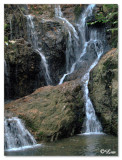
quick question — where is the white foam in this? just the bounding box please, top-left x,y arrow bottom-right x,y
5,144 -> 41,152
78,132 -> 105,136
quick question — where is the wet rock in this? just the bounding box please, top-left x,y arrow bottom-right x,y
88,48 -> 118,136
4,5 -> 67,99
5,40 -> 46,99
36,19 -> 67,84
4,5 -> 28,41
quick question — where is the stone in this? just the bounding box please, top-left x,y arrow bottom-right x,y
4,5 -> 67,99
88,48 -> 118,136
5,79 -> 85,142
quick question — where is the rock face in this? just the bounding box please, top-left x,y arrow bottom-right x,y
4,5 -> 28,40
5,40 -> 43,99
88,48 -> 118,135
34,18 -> 67,84
4,5 -> 67,99
5,4 -> 91,100
5,80 -> 85,142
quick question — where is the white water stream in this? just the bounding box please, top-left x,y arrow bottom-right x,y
4,117 -> 40,151
56,5 -> 103,134
26,15 -> 52,85
55,5 -> 79,84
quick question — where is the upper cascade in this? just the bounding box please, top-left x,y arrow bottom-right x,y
55,5 -> 79,40
26,15 -> 52,85
55,5 -> 80,84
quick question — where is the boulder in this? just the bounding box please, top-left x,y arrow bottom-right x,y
88,48 -> 118,135
5,79 -> 85,142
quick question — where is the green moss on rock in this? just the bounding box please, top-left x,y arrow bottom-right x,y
89,48 -> 118,136
5,80 -> 85,142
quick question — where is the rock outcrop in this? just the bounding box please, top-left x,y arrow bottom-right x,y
88,48 -> 118,135
4,5 -> 68,99
5,40 -> 43,99
34,18 -> 67,84
5,79 -> 85,142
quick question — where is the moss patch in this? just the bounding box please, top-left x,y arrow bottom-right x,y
89,48 -> 118,136
5,79 -> 85,142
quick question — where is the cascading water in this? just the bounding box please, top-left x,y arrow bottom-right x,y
4,117 -> 40,151
55,5 -> 79,84
55,5 -> 79,41
26,15 -> 52,85
78,5 -> 103,134
57,4 -> 104,134
78,4 -> 95,47
81,36 -> 103,134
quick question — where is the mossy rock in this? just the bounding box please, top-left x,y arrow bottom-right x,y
89,48 -> 118,136
5,79 -> 85,142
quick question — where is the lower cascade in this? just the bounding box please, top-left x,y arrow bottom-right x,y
81,50 -> 103,134
4,117 -> 39,151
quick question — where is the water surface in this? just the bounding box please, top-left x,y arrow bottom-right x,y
5,134 -> 118,156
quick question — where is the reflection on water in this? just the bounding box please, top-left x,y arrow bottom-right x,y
5,134 -> 118,156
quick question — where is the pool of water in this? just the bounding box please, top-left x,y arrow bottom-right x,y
5,134 -> 118,156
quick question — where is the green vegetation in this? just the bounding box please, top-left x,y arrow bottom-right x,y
37,131 -> 44,140
19,115 -> 38,132
4,23 -> 9,30
88,4 -> 118,47
88,5 -> 118,26
4,36 -> 8,42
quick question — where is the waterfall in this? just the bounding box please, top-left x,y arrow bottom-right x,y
57,5 -> 104,134
55,5 -> 79,84
55,5 -> 79,41
81,37 -> 103,134
79,5 -> 103,134
78,4 -> 95,47
4,117 -> 40,151
26,15 -> 52,85
58,5 -> 97,85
